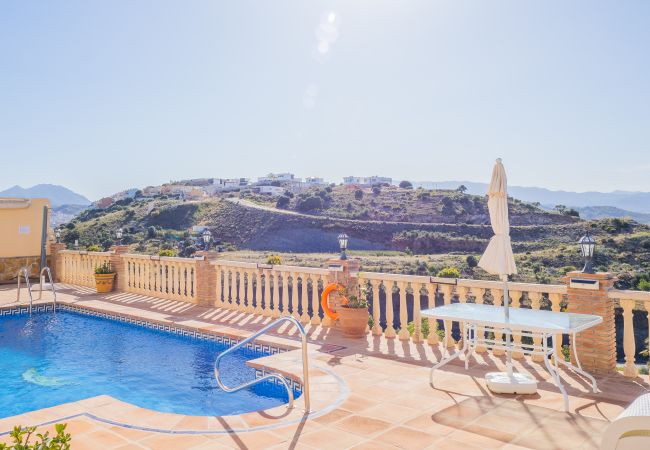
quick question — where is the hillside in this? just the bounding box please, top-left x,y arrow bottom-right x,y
0,184 -> 91,207
58,187 -> 650,285
241,185 -> 575,226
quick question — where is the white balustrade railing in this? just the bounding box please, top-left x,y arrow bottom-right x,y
59,250 -> 112,287
122,253 -> 197,302
357,272 -> 568,354
213,261 -> 331,324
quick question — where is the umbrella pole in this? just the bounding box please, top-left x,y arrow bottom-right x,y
501,275 -> 513,379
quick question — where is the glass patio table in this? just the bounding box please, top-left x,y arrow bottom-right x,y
421,303 -> 603,411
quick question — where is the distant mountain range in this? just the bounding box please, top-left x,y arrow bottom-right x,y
414,181 -> 650,214
0,184 -> 91,207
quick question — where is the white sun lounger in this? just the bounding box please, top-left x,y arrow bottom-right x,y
601,392 -> 650,449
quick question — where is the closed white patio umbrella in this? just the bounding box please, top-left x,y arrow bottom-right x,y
479,158 -> 537,394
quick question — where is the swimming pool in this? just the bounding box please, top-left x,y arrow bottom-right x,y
0,309 -> 298,419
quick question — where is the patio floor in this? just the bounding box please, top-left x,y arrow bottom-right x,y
0,284 -> 648,449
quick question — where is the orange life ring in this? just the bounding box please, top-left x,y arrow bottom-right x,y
321,283 -> 345,321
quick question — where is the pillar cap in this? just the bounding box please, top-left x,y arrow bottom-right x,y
563,271 -> 615,281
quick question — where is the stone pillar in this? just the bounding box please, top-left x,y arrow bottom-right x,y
48,242 -> 67,282
564,271 -> 617,374
322,258 -> 360,328
109,245 -> 130,292
195,251 -> 219,307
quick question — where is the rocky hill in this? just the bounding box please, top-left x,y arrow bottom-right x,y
243,185 -> 575,226
57,185 -> 650,287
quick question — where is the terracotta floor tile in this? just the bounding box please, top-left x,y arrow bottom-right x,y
138,433 -> 214,450
333,414 -> 392,438
376,426 -> 438,449
361,403 -> 422,424
299,427 -> 365,449
312,408 -> 352,425
76,429 -> 131,449
340,394 -> 380,414
349,440 -> 402,450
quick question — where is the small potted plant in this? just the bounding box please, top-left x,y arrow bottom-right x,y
337,283 -> 369,337
94,262 -> 115,293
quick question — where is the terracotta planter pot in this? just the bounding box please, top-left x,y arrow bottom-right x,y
94,273 -> 115,293
337,307 -> 369,337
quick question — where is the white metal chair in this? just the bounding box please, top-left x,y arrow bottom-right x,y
601,392 -> 650,450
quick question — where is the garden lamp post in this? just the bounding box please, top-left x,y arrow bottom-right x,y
579,232 -> 596,274
338,233 -> 349,260
116,228 -> 123,245
55,228 -> 61,243
202,229 -> 212,251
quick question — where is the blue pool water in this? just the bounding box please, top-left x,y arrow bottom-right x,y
0,310 -> 297,418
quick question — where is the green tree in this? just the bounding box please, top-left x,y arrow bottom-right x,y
354,189 -> 364,200
399,180 -> 413,189
457,184 -> 467,194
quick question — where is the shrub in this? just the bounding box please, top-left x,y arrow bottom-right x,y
94,262 -> 113,274
158,249 -> 176,257
354,189 -> 363,200
296,196 -> 323,212
436,267 -> 460,278
399,180 -> 413,189
276,195 -> 290,209
0,423 -> 71,450
147,226 -> 157,238
266,254 -> 282,265
407,318 -> 431,338
466,255 -> 478,269
371,186 -> 381,195
638,279 -> 650,291
86,245 -> 102,252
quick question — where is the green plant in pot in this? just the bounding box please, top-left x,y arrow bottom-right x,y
94,261 -> 115,293
337,279 -> 370,337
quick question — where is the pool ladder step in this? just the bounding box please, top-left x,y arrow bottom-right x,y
16,266 -> 57,315
214,316 -> 310,412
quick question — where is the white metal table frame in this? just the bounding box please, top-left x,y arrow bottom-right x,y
422,303 -> 603,411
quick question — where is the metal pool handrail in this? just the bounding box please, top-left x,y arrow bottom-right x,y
214,316 -> 310,412
16,267 -> 34,315
38,267 -> 57,312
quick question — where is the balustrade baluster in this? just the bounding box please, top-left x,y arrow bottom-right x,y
529,292 -> 543,361
492,289 -> 505,355
385,282 -> 396,338
300,274 -> 310,323
272,273 -> 280,318
621,299 -> 637,377
549,293 -> 562,359
290,272 -> 300,320
412,284 -> 423,343
263,271 -> 272,316
511,290 -> 524,359
311,276 -> 322,325
247,270 -> 255,312
371,280 -> 382,336
440,284 -> 454,348
426,284 -> 438,345
254,271 -> 263,315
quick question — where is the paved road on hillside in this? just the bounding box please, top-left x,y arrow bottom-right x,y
225,197 -> 499,228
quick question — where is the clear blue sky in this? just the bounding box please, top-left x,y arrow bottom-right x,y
1,1 -> 649,200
